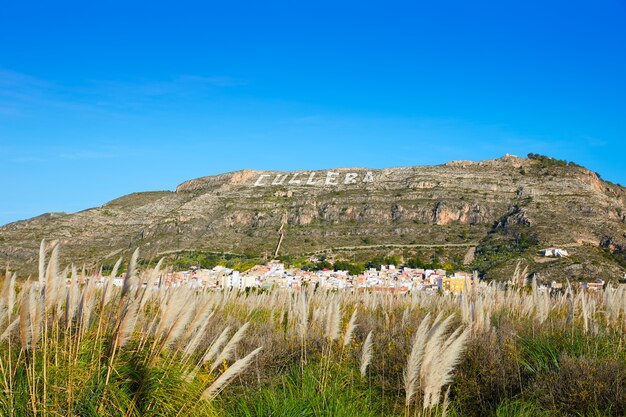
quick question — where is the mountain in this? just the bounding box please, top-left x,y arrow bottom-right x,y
1,154 -> 626,281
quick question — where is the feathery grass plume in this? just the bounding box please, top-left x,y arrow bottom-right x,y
0,271 -> 16,328
420,312 -> 454,375
0,277 -> 7,327
38,239 -> 46,283
78,277 -> 98,335
280,308 -> 289,334
64,285 -> 76,327
101,257 -> 122,310
116,297 -> 140,347
520,265 -> 528,285
401,306 -> 409,329
139,257 -> 164,310
460,293 -> 471,325
605,285 -> 625,328
0,317 -> 19,341
56,265 -> 69,311
183,311 -> 214,357
181,299 -> 214,347
28,286 -> 43,348
311,306 -> 321,327
160,296 -> 196,349
536,290 -> 550,324
19,288 -> 31,349
298,292 -> 308,341
210,322 -> 250,372
44,244 -> 60,312
202,346 -> 263,400
588,298 -> 598,335
579,291 -> 589,334
154,290 -> 187,342
441,386 -> 451,417
184,324 -> 231,382
323,303 -> 332,337
202,326 -> 232,364
438,324 -> 463,358
110,256 -> 123,279
342,308 -> 358,347
1,265 -> 11,303
121,248 -> 139,300
76,285 -> 89,328
511,261 -> 521,287
7,272 -> 15,317
325,302 -> 341,342
604,285 -> 616,325
360,330 -> 374,377
471,298 -> 482,332
422,327 -> 470,409
404,312 -> 433,406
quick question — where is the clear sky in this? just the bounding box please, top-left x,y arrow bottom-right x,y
1,0 -> 625,225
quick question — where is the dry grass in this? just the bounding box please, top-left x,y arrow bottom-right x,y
0,241 -> 625,416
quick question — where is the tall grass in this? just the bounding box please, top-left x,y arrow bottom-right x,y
0,242 -> 625,416
0,244 -> 261,416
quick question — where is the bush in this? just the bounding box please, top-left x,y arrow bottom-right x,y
527,153 -> 569,168
454,332 -> 526,416
532,355 -> 626,415
332,260 -> 366,275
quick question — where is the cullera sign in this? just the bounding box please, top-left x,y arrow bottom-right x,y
253,171 -> 376,187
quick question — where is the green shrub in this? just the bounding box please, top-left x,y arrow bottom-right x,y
532,356 -> 626,416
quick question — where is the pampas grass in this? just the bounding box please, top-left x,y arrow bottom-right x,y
210,322 -> 250,372
404,312 -> 432,407
422,326 -> 470,409
360,330 -> 373,377
116,297 -> 140,347
202,346 -> 263,400
342,308 -> 358,348
325,302 -> 341,342
0,318 -> 18,341
38,239 -> 46,283
121,248 -> 139,299
18,288 -> 30,350
202,326 -> 231,364
0,240 -> 625,416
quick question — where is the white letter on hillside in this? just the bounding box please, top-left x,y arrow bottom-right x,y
254,174 -> 270,186
325,171 -> 339,185
288,173 -> 302,185
344,172 -> 358,184
306,172 -> 318,185
363,171 -> 375,183
272,174 -> 288,185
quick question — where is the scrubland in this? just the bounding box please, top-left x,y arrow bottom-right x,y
0,242 -> 625,416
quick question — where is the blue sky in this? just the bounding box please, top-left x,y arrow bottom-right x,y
1,0 -> 625,225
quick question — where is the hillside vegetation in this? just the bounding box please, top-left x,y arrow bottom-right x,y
1,154 -> 625,281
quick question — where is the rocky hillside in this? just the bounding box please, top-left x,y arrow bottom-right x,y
1,154 -> 626,281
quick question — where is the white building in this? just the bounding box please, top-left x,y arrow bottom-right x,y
539,248 -> 569,257
221,271 -> 260,289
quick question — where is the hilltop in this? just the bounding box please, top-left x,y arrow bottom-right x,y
1,154 -> 625,281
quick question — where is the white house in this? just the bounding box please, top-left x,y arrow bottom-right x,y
222,271 -> 242,289
539,248 -> 569,257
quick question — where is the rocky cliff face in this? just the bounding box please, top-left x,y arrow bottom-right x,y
1,155 -> 625,281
